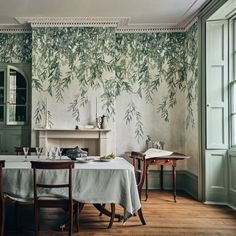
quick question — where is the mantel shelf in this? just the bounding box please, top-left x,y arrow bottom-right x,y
35,128 -> 110,156
34,128 -> 111,132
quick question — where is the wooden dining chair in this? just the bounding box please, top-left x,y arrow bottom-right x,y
128,151 -> 146,225
31,161 -> 79,236
129,151 -> 147,200
0,160 -> 5,236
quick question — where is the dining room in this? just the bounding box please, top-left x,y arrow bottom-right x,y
0,0 -> 236,235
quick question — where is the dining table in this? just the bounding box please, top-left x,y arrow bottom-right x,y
0,155 -> 142,222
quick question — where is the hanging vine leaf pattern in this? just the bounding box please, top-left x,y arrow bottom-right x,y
0,33 -> 32,63
32,27 -> 116,125
30,24 -> 198,142
33,99 -> 53,128
185,22 -> 198,128
125,101 -> 144,142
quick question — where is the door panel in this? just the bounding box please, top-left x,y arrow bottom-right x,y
206,20 -> 228,149
205,150 -> 228,202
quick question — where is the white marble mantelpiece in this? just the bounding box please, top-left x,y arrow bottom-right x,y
34,128 -> 110,156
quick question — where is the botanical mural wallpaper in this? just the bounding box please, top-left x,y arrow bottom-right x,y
0,33 -> 32,63
32,27 -> 116,129
0,22 -> 198,155
31,24 -> 198,145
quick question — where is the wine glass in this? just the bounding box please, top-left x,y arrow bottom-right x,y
23,147 -> 29,162
46,147 -> 52,160
36,147 -> 43,159
57,147 -> 63,160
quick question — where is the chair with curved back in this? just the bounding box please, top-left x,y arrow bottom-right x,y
31,161 -> 79,236
129,151 -> 147,200
0,160 -> 5,236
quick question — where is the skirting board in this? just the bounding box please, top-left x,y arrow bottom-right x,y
145,170 -> 198,199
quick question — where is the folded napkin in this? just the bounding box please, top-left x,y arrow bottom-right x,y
144,148 -> 173,159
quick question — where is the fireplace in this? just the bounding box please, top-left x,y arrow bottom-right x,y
34,128 -> 110,156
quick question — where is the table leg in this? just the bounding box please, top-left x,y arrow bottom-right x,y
160,165 -> 164,190
172,165 -> 176,202
145,165 -> 148,201
93,204 -> 123,221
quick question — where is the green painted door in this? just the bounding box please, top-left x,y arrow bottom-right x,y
205,20 -> 229,203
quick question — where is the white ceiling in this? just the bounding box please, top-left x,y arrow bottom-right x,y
0,0 -> 208,30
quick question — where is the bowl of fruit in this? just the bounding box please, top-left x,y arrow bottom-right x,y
100,153 -> 116,162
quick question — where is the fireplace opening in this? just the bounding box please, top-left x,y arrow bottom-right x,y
61,147 -> 89,156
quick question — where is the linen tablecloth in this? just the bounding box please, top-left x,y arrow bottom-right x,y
0,155 -> 141,219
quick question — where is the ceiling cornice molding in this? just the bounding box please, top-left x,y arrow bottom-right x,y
116,25 -> 185,33
0,24 -> 31,33
0,15 -> 200,33
15,16 -> 197,32
15,16 -> 130,28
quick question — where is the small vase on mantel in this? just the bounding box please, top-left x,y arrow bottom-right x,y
44,110 -> 49,129
101,115 -> 108,129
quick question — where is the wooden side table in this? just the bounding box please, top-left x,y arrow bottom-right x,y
144,152 -> 190,202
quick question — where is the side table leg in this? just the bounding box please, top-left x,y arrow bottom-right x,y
160,165 -> 164,190
145,165 -> 148,201
173,165 -> 176,202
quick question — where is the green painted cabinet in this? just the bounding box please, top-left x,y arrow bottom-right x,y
0,64 -> 31,154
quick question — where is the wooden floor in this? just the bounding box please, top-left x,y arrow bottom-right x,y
4,191 -> 236,236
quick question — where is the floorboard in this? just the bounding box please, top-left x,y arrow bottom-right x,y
4,191 -> 236,236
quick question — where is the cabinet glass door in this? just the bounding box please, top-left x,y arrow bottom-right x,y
7,68 -> 27,124
0,71 -> 4,122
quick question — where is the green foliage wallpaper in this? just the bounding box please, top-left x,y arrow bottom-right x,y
185,22 -> 198,128
0,33 -> 32,63
31,23 -> 198,142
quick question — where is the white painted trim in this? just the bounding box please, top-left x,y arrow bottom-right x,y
204,201 -> 236,211
8,16 -> 197,33
0,24 -> 31,33
227,203 -> 236,211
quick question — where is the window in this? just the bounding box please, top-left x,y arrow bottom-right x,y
0,71 -> 4,122
0,65 -> 28,125
230,18 -> 236,147
7,69 -> 27,124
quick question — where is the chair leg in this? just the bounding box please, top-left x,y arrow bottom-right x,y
14,201 -> 19,231
99,203 -> 106,216
69,202 -> 73,236
34,203 -> 39,236
0,197 -> 5,236
108,203 -> 115,229
74,202 -> 79,233
138,208 -> 146,225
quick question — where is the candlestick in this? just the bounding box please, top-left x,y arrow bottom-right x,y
44,97 -> 48,129
95,97 -> 98,118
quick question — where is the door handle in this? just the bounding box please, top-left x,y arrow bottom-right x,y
206,104 -> 211,107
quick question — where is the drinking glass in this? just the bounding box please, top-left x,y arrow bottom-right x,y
36,147 -> 43,159
56,147 -> 63,160
23,147 -> 29,162
46,147 -> 52,160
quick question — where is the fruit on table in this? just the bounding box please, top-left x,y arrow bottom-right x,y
100,153 -> 116,159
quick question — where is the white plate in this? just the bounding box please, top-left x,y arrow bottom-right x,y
75,158 -> 92,163
99,158 -> 113,162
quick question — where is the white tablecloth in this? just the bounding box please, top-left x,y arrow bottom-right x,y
0,155 -> 141,219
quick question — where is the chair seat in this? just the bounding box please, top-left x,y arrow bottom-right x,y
38,195 -> 68,201
3,193 -> 33,204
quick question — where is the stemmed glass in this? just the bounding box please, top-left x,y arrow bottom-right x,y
57,147 -> 63,160
23,147 -> 29,162
36,147 -> 43,159
46,147 -> 52,160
